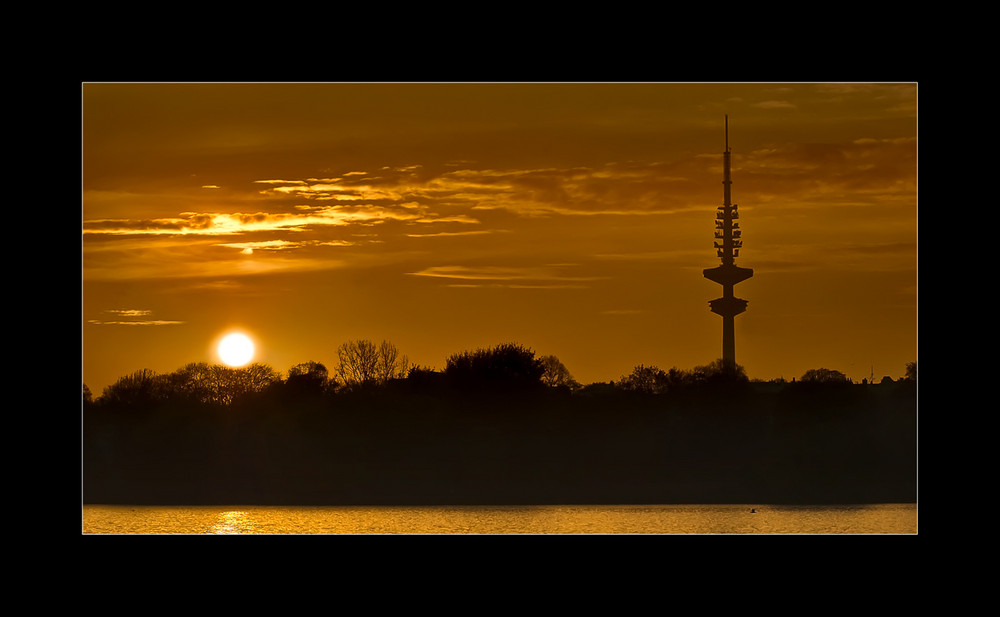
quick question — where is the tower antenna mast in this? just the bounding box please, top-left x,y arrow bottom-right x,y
703,116 -> 753,373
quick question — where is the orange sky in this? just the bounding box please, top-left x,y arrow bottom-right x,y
82,82 -> 918,395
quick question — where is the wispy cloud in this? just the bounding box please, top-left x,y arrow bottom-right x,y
753,100 -> 797,110
405,230 -> 507,239
252,163 -> 711,218
407,264 -> 602,289
85,138 -> 914,239
215,239 -> 355,254
83,136 -> 915,286
87,309 -> 185,326
83,200 -> 482,239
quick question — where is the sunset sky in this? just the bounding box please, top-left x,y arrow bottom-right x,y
82,82 -> 917,395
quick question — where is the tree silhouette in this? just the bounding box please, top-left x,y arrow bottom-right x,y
617,364 -> 671,394
204,363 -> 281,405
165,362 -> 216,404
617,359 -> 747,393
336,339 -> 409,389
144,362 -> 281,405
800,367 -> 851,384
286,361 -> 332,396
445,342 -> 544,392
100,368 -> 164,407
539,355 -> 580,390
375,340 -> 410,384
690,358 -> 748,384
336,339 -> 378,386
84,343 -> 917,507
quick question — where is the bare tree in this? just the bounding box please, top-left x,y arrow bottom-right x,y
376,340 -> 410,384
336,339 -> 379,386
337,339 -> 408,388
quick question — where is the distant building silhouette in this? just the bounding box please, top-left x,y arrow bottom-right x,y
703,116 -> 753,372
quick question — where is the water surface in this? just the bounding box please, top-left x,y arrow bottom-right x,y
82,503 -> 917,535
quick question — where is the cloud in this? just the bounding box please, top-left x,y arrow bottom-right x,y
82,155 -> 745,245
405,230 -> 506,239
83,218 -> 188,235
407,264 -> 601,289
83,201 -> 477,237
83,162 -> 707,287
88,309 -> 185,326
594,249 -> 705,262
422,164 -> 706,216
216,239 -> 302,252
83,140 -> 915,285
754,100 -> 797,110
750,240 -> 917,274
215,239 -> 356,253
87,319 -> 186,326
107,309 -> 150,317
82,236 -> 352,281
253,163 -> 710,218
737,136 -> 917,206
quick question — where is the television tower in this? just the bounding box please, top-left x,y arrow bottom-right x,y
703,116 -> 753,372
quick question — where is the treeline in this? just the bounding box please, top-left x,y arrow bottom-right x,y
82,342 -> 917,506
83,339 -> 917,409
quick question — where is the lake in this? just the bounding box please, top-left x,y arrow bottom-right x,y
81,503 -> 917,534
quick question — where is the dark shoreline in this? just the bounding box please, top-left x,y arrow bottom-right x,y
83,380 -> 917,507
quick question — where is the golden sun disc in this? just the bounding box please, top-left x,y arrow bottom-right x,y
217,332 -> 255,367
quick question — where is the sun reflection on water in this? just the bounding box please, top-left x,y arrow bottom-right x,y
209,510 -> 257,534
81,504 -> 917,535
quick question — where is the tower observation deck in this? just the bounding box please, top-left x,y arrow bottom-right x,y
703,116 -> 752,371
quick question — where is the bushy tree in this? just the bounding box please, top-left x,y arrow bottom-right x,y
445,343 -> 544,392
689,359 -> 748,384
199,363 -> 281,405
539,355 -> 580,390
165,362 -> 216,403
238,363 -> 282,396
617,365 -> 671,394
404,365 -> 447,391
286,361 -> 332,396
99,368 -> 165,407
616,359 -> 747,394
147,362 -> 280,405
800,367 -> 851,384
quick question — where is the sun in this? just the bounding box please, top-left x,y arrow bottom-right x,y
217,332 -> 255,367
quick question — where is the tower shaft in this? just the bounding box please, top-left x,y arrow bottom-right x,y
703,116 -> 752,371
722,313 -> 735,369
